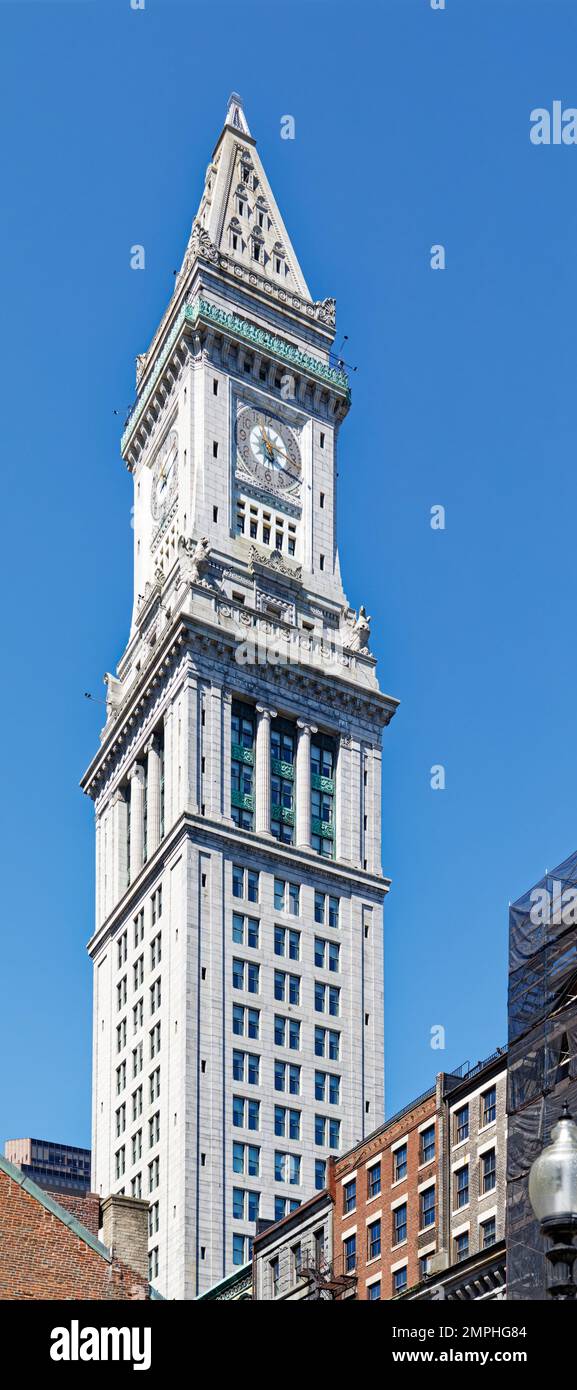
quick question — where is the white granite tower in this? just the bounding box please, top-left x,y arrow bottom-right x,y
82,95 -> 398,1299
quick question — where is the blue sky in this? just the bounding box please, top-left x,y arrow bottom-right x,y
2,0 -> 577,1148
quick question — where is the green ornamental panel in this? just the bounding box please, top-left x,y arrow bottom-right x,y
271,758 -> 294,779
271,806 -> 295,826
311,773 -> 334,793
231,790 -> 255,811
231,743 -> 254,765
311,817 -> 335,839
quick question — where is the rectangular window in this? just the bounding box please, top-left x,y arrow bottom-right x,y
274,970 -> 301,1005
420,1186 -> 436,1229
151,885 -> 162,924
455,1104 -> 469,1144
455,1230 -> 469,1262
233,1233 -> 253,1267
232,958 -> 260,994
117,931 -> 128,968
482,1149 -> 496,1194
393,1266 -> 407,1295
481,1216 -> 496,1249
233,1050 -> 260,1086
482,1086 -> 497,1127
315,1159 -> 326,1191
274,1060 -> 301,1094
233,1096 -> 260,1131
343,1178 -> 356,1214
274,878 -> 300,914
133,910 -> 144,947
456,1166 -> 469,1209
420,1124 -> 435,1164
344,1234 -> 356,1273
149,1068 -> 160,1102
231,703 -> 255,830
148,1157 -> 159,1193
393,1143 -> 407,1183
368,1162 -> 381,1199
150,933 -> 162,970
393,1203 -> 407,1245
233,1004 -> 260,1040
367,1279 -> 381,1300
270,718 -> 295,844
232,913 -> 259,949
274,925 -> 300,960
232,1142 -> 260,1177
232,864 -> 259,902
367,1219 -> 381,1261
310,734 -> 336,858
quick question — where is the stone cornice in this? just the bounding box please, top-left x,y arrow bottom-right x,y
122,297 -> 349,457
133,228 -> 335,407
81,606 -> 398,800
86,808 -> 391,960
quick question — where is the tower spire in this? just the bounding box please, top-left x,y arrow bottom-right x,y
224,91 -> 251,137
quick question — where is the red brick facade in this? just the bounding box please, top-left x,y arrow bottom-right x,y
331,1088 -> 440,1300
50,1191 -> 101,1239
0,1164 -> 150,1301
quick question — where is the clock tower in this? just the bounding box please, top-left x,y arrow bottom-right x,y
82,94 -> 398,1299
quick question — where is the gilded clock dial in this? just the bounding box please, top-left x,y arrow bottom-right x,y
235,406 -> 301,493
151,429 -> 178,521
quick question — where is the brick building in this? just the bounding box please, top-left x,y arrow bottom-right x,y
442,1050 -> 507,1274
0,1154 -> 156,1301
331,1082 -> 441,1300
250,1048 -> 507,1300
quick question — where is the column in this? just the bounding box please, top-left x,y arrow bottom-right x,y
255,705 -> 277,836
128,762 -> 145,883
146,736 -> 161,859
295,720 -> 317,849
111,787 -> 129,902
163,706 -> 173,831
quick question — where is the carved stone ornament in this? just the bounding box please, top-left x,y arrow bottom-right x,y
178,534 -> 213,588
314,297 -> 337,329
248,544 -> 302,582
341,604 -> 372,653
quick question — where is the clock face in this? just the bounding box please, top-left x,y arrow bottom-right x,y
151,429 -> 178,521
235,406 -> 301,494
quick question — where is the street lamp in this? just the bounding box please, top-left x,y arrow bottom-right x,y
528,1102 -> 577,1300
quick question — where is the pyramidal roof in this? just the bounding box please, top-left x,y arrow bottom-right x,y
185,93 -> 312,301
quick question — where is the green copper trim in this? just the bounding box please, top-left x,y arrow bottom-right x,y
271,757 -> 294,780
271,805 -> 295,825
232,743 -> 254,766
311,773 -> 334,793
311,817 -> 335,839
121,296 -> 350,450
231,790 -> 255,811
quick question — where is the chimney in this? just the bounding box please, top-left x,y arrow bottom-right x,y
101,1195 -> 149,1281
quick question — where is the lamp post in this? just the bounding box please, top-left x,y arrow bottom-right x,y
528,1102 -> 577,1300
